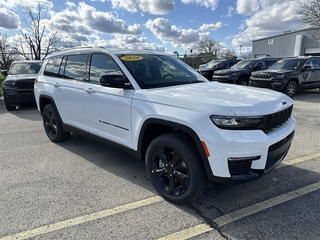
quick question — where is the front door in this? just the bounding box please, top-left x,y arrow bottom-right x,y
82,53 -> 134,148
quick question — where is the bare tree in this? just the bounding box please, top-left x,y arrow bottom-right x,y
239,51 -> 252,59
218,49 -> 237,60
296,0 -> 320,29
197,38 -> 221,54
0,34 -> 18,70
16,4 -> 61,60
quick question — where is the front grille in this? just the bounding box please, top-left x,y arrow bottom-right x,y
16,81 -> 34,89
214,72 -> 227,77
263,105 -> 293,133
252,74 -> 273,80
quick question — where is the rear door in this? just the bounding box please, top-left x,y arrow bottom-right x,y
43,55 -> 87,130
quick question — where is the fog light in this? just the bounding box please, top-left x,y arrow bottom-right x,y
228,156 -> 261,162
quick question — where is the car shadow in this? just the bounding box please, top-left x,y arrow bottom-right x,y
54,131 -> 320,239
293,89 -> 320,103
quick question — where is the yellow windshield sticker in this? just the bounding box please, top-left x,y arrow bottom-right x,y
121,56 -> 144,61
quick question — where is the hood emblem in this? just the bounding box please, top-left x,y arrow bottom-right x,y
281,101 -> 287,105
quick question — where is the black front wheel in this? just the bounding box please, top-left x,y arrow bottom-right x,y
43,104 -> 70,142
145,132 -> 208,204
238,78 -> 248,86
3,92 -> 16,111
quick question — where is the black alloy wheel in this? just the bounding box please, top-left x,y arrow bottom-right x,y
146,132 -> 207,204
43,104 -> 70,142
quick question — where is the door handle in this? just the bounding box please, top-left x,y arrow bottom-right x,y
84,88 -> 95,94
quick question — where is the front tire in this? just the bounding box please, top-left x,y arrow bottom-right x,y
145,132 -> 208,204
285,81 -> 297,98
42,104 -> 70,142
4,92 -> 16,111
238,78 -> 248,86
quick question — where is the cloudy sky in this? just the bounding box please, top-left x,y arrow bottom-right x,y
0,0 -> 301,55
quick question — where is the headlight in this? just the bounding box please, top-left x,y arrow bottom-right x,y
3,81 -> 16,86
275,74 -> 285,78
230,72 -> 239,76
210,115 -> 263,129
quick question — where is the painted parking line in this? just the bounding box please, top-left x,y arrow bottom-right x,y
157,152 -> 320,240
157,223 -> 213,240
214,181 -> 320,227
0,196 -> 163,240
280,152 -> 320,167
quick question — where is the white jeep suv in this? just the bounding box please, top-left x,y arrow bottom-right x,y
34,47 -> 296,204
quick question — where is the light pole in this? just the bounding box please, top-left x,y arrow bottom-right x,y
174,51 -> 179,58
239,45 -> 242,57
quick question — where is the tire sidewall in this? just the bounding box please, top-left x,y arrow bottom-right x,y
145,134 -> 203,204
285,81 -> 297,97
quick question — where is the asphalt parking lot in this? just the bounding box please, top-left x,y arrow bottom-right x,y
0,89 -> 319,240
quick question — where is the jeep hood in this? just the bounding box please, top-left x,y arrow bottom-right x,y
5,74 -> 38,81
253,69 -> 295,74
215,69 -> 248,74
134,82 -> 292,116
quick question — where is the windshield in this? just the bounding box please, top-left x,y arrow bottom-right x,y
202,61 -> 222,70
118,54 -> 207,89
232,60 -> 256,69
8,62 -> 43,75
269,59 -> 305,70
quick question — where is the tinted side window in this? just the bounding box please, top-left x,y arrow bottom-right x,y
89,54 -> 124,84
44,57 -> 63,77
64,54 -> 87,80
266,60 -> 278,67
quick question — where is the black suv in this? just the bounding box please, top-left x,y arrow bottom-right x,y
212,58 -> 280,85
250,57 -> 320,97
1,60 -> 43,111
197,59 -> 240,80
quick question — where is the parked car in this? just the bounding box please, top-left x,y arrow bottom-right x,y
250,56 -> 320,97
34,47 -> 295,204
1,60 -> 43,111
212,58 -> 280,85
197,59 -> 240,80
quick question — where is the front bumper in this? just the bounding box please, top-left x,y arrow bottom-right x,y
200,115 -> 296,184
3,85 -> 35,106
250,78 -> 287,91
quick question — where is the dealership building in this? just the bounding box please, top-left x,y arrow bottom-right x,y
252,28 -> 320,58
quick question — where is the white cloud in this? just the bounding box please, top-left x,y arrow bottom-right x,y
0,0 -> 53,10
0,8 -> 20,29
145,18 -> 209,49
236,0 -> 260,15
232,0 -> 300,48
109,0 -> 175,15
199,22 -> 224,31
181,0 -> 219,11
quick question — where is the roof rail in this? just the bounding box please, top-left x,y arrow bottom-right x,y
47,46 -> 105,55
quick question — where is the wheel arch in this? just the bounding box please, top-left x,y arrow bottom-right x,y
38,94 -> 64,124
137,118 -> 214,181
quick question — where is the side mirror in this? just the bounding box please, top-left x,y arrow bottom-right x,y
100,74 -> 132,89
1,70 -> 8,76
302,66 -> 311,71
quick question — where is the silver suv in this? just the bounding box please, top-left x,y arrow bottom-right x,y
34,47 -> 295,204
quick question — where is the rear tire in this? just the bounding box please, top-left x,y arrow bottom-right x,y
42,104 -> 70,142
285,81 -> 297,98
145,132 -> 208,204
